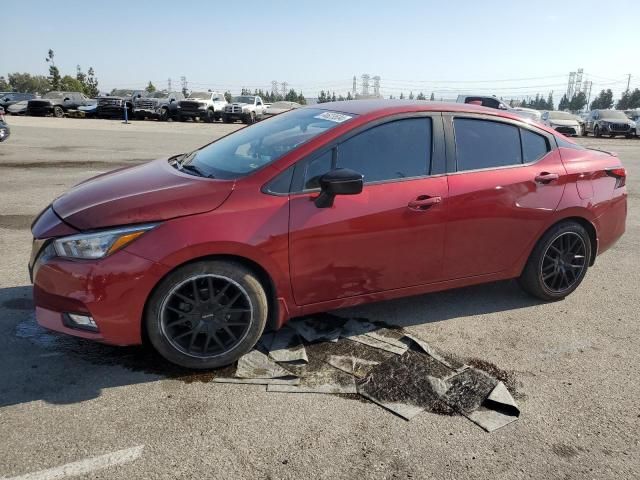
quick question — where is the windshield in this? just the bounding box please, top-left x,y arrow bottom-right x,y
186,108 -> 356,179
549,111 -> 575,120
189,92 -> 210,100
149,92 -> 168,98
600,110 -> 629,120
232,96 -> 255,104
42,92 -> 65,99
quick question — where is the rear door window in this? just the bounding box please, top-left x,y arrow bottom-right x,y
453,118 -> 522,171
521,129 -> 549,163
336,118 -> 432,183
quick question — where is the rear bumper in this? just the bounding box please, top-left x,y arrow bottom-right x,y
32,249 -> 170,345
594,192 -> 627,257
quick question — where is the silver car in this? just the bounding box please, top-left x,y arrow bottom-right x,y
541,111 -> 582,136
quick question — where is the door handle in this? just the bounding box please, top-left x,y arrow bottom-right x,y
535,172 -> 559,184
408,195 -> 441,211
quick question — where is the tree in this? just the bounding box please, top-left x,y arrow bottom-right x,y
0,76 -> 8,91
546,92 -> 554,110
558,94 -> 569,111
590,89 -> 614,110
145,81 -> 156,93
616,88 -> 640,109
408,91 -> 414,100
429,92 -> 435,101
224,91 -> 232,103
569,92 -> 587,112
45,49 -> 60,90
346,91 -> 353,101
399,92 -> 405,99
85,67 -> 99,97
59,75 -> 85,92
416,92 -> 426,100
7,73 -> 50,93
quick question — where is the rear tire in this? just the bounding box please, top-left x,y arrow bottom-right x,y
53,106 -> 64,118
145,260 -> 268,369
518,221 -> 591,301
204,109 -> 214,123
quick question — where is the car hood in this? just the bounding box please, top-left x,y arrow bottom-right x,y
549,119 -> 580,126
52,158 -> 235,230
228,102 -> 250,107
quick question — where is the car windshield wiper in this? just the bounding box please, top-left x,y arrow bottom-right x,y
179,163 -> 213,178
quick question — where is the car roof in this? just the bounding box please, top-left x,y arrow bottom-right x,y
311,99 -> 563,137
313,99 -> 513,117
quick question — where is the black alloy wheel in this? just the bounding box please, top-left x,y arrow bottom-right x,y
146,261 -> 268,369
160,274 -> 253,358
518,221 -> 591,301
539,232 -> 587,294
53,106 -> 64,118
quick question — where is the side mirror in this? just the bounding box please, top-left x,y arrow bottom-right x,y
315,168 -> 364,208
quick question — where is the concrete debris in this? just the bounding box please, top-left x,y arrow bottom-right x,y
267,327 -> 308,364
235,349 -> 295,379
214,317 -> 520,431
288,317 -> 342,343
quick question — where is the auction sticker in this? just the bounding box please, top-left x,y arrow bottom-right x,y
314,111 -> 353,123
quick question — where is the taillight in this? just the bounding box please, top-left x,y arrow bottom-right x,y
606,167 -> 626,188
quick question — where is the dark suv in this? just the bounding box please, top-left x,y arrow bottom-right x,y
584,109 -> 636,138
96,90 -> 147,119
27,91 -> 91,117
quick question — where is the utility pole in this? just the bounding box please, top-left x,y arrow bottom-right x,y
180,76 -> 188,96
626,74 -> 631,93
352,75 -> 357,97
281,81 -> 288,98
168,78 -> 172,92
271,80 -> 279,97
361,74 -> 370,96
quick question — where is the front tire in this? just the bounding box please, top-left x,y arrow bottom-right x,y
518,221 -> 591,301
594,125 -> 601,138
53,106 -> 64,118
145,261 -> 268,369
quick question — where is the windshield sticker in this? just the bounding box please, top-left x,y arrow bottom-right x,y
314,111 -> 353,123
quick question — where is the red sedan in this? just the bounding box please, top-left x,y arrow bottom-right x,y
29,101 -> 627,368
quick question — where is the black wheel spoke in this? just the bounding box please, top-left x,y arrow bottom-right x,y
541,232 -> 587,294
161,274 -> 252,358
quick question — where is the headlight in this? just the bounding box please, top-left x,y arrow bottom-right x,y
53,224 -> 157,259
199,102 -> 207,108
630,121 -> 636,128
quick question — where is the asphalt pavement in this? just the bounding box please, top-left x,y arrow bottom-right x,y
0,116 -> 638,479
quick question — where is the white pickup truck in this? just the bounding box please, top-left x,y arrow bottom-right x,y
177,91 -> 228,122
222,95 -> 266,124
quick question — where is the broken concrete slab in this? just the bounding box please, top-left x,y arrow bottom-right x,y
267,356 -> 357,394
465,381 -> 520,432
212,377 -> 301,386
402,332 -> 466,372
288,317 -> 342,343
326,355 -> 381,378
267,327 -> 308,364
235,349 -> 295,379
356,351 -> 455,420
442,368 -> 498,414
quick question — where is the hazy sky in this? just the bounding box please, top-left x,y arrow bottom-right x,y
3,0 -> 637,101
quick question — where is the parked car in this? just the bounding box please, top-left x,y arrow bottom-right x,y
177,91 -> 228,122
27,91 -> 91,117
97,90 -> 147,119
456,94 -> 510,110
133,91 -> 185,121
541,111 -> 582,136
77,101 -> 98,118
583,109 -> 636,138
264,101 -> 302,117
6,100 -> 29,115
222,95 -> 266,124
0,119 -> 9,142
624,110 -> 640,137
510,107 -> 542,122
0,92 -> 36,111
29,101 -> 627,369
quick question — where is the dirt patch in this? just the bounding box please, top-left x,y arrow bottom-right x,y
466,358 -> 521,399
0,214 -> 34,230
552,443 -> 580,459
0,160 -> 143,170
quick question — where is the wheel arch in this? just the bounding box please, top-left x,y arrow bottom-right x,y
141,253 -> 281,345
